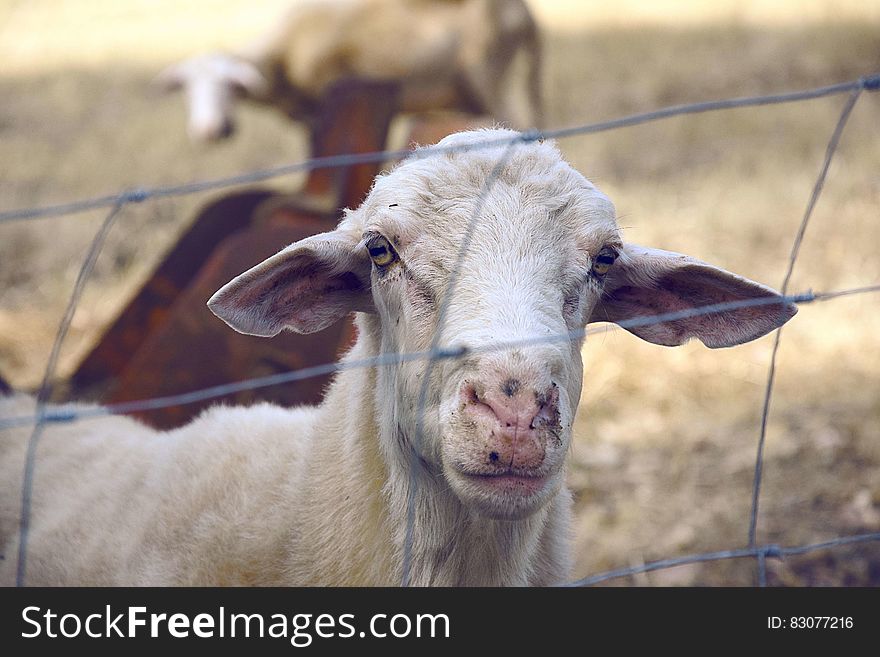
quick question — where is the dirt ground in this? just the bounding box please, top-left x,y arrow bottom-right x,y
1,0 -> 878,585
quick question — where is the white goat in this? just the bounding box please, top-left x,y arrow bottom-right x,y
0,130 -> 796,586
156,0 -> 543,142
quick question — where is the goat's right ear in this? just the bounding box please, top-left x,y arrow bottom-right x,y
208,228 -> 373,336
225,59 -> 270,98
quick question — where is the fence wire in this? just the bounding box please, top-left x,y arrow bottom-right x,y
2,76 -> 877,225
2,74 -> 879,587
1,286 -> 878,432
14,201 -> 126,587
748,84 -> 864,587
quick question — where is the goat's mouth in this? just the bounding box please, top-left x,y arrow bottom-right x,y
458,470 -> 549,496
445,465 -> 561,520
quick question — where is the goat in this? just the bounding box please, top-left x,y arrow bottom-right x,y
0,130 -> 796,585
156,0 -> 543,141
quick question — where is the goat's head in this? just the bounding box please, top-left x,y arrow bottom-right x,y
155,52 -> 268,142
209,129 -> 797,521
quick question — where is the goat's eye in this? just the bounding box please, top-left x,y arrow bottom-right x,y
367,235 -> 398,267
592,247 -> 618,276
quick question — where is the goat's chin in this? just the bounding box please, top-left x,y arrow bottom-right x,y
443,466 -> 563,521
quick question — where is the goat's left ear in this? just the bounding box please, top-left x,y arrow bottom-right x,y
208,227 -> 373,337
154,62 -> 186,92
589,243 -> 797,348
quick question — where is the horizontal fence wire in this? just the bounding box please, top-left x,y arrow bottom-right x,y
2,74 -> 879,587
565,531 -> 880,587
2,285 -> 878,432
1,75 -> 878,224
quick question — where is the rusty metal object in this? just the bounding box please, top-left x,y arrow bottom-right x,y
69,189 -> 278,395
67,78 -> 400,427
106,222 -> 356,429
302,77 -> 400,209
404,113 -> 492,149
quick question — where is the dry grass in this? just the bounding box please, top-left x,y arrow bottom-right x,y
1,0 -> 878,585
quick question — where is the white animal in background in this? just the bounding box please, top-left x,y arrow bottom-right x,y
156,0 -> 544,142
0,129 -> 796,585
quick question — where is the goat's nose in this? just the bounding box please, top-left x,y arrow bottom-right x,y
461,379 -> 559,470
468,380 -> 556,432
190,118 -> 235,142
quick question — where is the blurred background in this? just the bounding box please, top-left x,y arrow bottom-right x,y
1,0 -> 878,585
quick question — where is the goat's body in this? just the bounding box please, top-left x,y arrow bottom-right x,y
243,0 -> 542,126
0,317 -> 568,586
0,395 -> 313,585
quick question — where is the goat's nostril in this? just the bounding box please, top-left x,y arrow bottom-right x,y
534,384 -> 557,409
489,451 -> 499,463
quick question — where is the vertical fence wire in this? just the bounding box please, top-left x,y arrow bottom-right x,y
14,201 -> 126,586
747,87 -> 863,586
401,135 -> 530,586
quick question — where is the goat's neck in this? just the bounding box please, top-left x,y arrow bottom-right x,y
350,315 -> 568,586
390,469 -> 564,586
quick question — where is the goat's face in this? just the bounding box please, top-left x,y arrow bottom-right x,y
209,129 -> 797,521
155,53 -> 268,142
353,137 -> 619,519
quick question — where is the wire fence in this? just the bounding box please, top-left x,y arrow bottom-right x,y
2,74 -> 879,587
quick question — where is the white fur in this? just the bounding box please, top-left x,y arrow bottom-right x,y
157,0 -> 543,141
0,130 -> 796,586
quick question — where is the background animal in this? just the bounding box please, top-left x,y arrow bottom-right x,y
156,0 -> 543,141
0,130 -> 796,585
